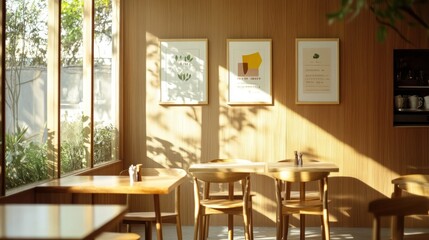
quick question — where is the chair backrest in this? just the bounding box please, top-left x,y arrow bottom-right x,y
270,171 -> 329,183
205,158 -> 253,194
192,171 -> 250,202
208,158 -> 253,164
392,174 -> 429,197
192,171 -> 249,183
274,159 -> 327,182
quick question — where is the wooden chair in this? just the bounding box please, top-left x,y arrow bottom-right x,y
206,159 -> 255,199
120,169 -> 183,240
278,159 -> 320,201
368,196 -> 429,240
271,170 -> 331,240
95,232 -> 141,240
192,171 -> 253,240
201,158 -> 255,239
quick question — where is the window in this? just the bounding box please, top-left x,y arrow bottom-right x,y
93,0 -> 118,166
3,0 -> 119,192
5,0 -> 52,190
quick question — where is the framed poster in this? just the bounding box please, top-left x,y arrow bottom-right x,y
296,38 -> 339,104
160,39 -> 208,105
227,39 -> 272,105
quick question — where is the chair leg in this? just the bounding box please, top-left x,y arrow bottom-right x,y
283,214 -> 289,240
201,215 -> 208,240
145,222 -> 152,240
322,210 -> 330,240
394,216 -> 405,240
372,217 -> 380,240
321,177 -> 330,240
203,215 -> 210,239
176,215 -> 183,240
243,203 -> 250,240
249,203 -> 254,240
194,210 -> 201,240
300,214 -> 305,240
228,214 -> 234,240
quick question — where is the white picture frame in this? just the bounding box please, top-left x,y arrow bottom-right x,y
296,38 -> 340,104
227,39 -> 272,105
160,39 -> 208,105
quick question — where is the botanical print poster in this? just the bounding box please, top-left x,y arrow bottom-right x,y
227,39 -> 272,105
296,38 -> 339,104
160,39 -> 208,105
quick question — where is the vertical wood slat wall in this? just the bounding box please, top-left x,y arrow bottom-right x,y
122,0 -> 429,228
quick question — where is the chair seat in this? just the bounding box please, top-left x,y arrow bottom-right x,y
283,199 -> 323,209
209,191 -> 256,199
200,199 -> 244,209
405,233 -> 429,240
282,190 -> 319,200
95,232 -> 140,240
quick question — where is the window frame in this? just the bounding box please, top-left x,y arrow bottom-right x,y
0,0 -> 122,196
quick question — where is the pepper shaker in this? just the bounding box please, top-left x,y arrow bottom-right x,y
294,151 -> 299,166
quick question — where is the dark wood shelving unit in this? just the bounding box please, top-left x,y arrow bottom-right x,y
394,49 -> 429,127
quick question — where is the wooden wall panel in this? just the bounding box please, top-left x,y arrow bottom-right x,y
122,0 -> 429,228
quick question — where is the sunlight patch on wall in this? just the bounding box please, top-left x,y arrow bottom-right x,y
218,65 -> 287,162
145,32 -> 202,168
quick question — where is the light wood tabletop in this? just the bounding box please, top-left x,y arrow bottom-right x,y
0,204 -> 127,240
189,160 -> 339,174
35,168 -> 188,240
267,160 -> 339,173
35,168 -> 187,195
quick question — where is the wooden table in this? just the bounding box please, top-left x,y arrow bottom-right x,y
0,204 -> 127,240
35,168 -> 187,240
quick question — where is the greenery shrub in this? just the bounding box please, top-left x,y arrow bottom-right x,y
6,115 -> 118,189
5,126 -> 50,190
94,123 -> 117,165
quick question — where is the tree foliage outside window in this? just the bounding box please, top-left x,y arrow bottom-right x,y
5,0 -> 117,190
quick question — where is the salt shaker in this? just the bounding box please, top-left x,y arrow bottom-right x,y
129,164 -> 136,184
294,151 -> 299,166
298,152 -> 303,166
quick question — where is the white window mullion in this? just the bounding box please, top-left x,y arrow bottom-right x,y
48,0 -> 61,178
83,0 -> 94,167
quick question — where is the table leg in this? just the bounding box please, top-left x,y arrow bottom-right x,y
391,184 -> 402,239
228,182 -> 234,240
300,182 -> 305,240
154,194 -> 163,240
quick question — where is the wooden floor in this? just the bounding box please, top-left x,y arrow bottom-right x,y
125,224 -> 429,239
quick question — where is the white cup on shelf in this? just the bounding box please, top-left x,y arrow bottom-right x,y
394,95 -> 404,109
424,96 -> 429,110
409,95 -> 423,109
